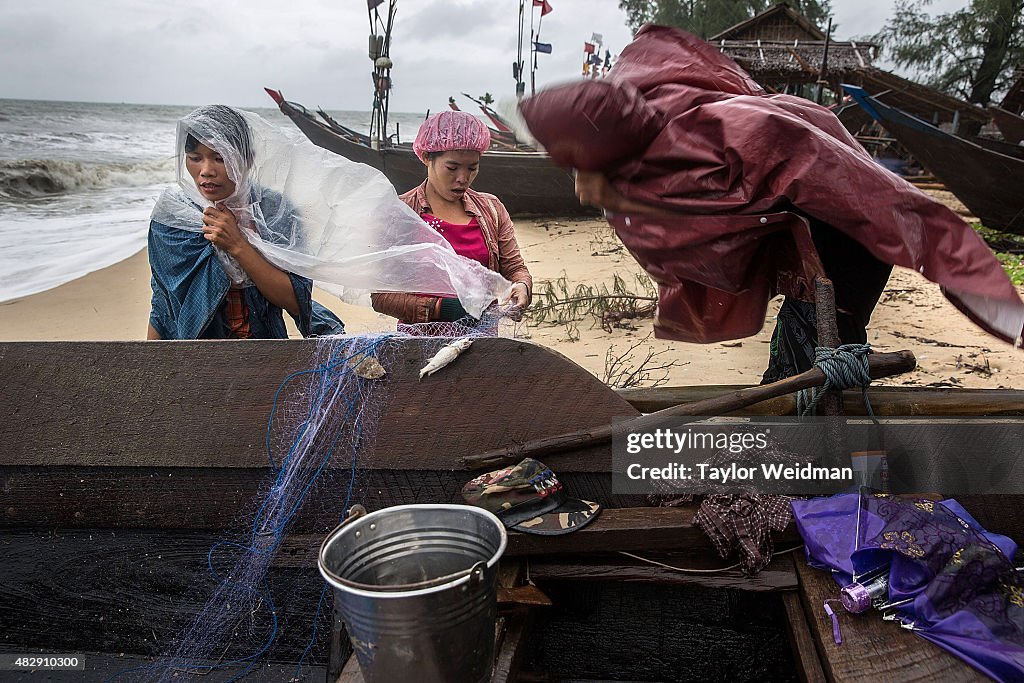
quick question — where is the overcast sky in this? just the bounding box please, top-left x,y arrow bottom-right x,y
0,0 -> 971,113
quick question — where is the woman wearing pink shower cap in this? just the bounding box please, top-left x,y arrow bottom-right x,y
371,110 -> 532,323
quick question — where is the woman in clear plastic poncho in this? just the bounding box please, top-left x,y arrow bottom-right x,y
370,111 -> 532,324
147,105 -> 344,339
148,105 -> 512,340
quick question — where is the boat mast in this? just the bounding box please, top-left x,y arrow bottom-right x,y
529,2 -> 536,96
368,0 -> 396,149
515,0 -> 525,98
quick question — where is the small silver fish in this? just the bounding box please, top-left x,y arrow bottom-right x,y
419,338 -> 474,379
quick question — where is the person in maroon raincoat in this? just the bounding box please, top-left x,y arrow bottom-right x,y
519,25 -> 1024,382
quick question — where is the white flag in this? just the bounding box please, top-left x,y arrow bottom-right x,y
591,32 -> 603,44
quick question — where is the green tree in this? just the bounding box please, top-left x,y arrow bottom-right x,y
876,0 -> 1024,108
618,0 -> 832,38
479,92 -> 495,106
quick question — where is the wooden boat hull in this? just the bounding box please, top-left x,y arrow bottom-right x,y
0,339 -> 792,680
271,95 -> 595,217
3,339 -> 1023,681
991,106 -> 1024,145
844,85 -> 1024,235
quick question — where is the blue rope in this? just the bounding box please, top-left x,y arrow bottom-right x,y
798,343 -> 876,418
292,362 -> 372,679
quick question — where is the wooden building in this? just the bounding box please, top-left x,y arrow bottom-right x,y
710,2 -> 875,101
710,2 -> 990,135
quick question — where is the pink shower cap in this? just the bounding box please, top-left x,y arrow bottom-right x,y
413,110 -> 491,162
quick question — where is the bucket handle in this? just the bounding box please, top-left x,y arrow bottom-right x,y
319,504 -> 368,561
467,561 -> 487,588
340,504 -> 368,526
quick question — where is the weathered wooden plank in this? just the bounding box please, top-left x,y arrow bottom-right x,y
2,464 -> 801,558
9,468 -> 1023,536
337,653 -> 363,683
276,509 -> 798,567
793,555 -> 988,682
329,605 -> 354,683
491,562 -> 532,683
0,466 -> 617,530
491,612 -> 531,683
498,584 -> 553,609
526,552 -> 798,592
617,385 -> 1024,417
782,587 -> 827,683
508,507 -> 801,556
0,339 -> 636,471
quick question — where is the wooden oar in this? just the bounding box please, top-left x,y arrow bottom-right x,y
460,349 -> 916,470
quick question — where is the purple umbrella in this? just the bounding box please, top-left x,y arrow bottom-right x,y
792,490 -> 1024,682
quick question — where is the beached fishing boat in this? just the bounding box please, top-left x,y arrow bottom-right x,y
447,94 -> 531,149
844,84 -> 1024,235
991,106 -> 1024,145
2,336 -> 1022,681
263,0 -> 589,217
265,88 -> 583,217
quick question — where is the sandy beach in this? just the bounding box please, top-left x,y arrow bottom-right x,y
2,193 -> 1021,390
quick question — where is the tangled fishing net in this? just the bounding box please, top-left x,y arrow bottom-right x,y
109,310 -> 513,681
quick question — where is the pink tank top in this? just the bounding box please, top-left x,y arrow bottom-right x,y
422,214 -> 489,268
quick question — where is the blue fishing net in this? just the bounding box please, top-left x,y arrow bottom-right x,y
110,310 -> 512,681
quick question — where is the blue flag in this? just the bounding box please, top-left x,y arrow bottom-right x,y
534,41 -> 552,54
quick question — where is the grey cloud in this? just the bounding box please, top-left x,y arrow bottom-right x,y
403,0 -> 501,40
0,0 -> 971,111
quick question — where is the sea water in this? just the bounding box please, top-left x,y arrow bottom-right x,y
0,98 -> 426,302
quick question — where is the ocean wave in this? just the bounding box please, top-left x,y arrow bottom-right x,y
0,157 -> 175,199
0,202 -> 151,302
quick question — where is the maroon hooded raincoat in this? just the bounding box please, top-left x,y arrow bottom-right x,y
519,25 -> 1024,346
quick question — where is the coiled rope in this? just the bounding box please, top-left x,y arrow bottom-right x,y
798,343 -> 876,418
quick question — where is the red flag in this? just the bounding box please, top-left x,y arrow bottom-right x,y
583,42 -> 595,54
533,0 -> 552,16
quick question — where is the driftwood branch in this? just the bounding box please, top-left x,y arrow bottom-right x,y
531,294 -> 657,315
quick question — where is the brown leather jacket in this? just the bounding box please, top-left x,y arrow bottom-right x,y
370,181 -> 533,322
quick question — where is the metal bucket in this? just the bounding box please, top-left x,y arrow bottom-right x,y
318,504 -> 507,683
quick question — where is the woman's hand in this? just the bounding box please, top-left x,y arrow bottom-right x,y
509,282 -> 530,309
202,204 -> 250,256
501,282 -> 530,320
202,204 -> 302,318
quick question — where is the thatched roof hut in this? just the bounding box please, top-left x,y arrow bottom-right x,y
709,3 -> 876,88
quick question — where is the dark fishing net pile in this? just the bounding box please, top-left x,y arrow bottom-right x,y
110,310 -> 514,681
